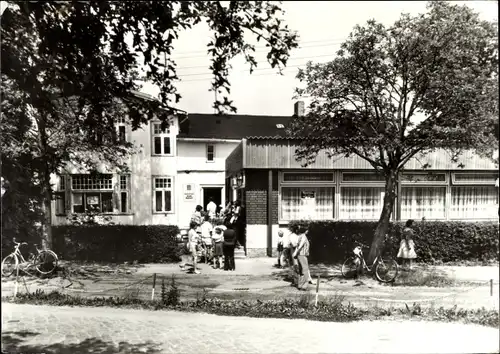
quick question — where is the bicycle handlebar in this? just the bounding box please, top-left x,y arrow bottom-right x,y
12,238 -> 27,246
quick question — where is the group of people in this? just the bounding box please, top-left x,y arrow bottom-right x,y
180,199 -> 245,274
275,226 -> 314,291
274,219 -> 418,289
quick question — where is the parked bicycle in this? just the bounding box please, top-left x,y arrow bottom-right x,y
341,242 -> 399,283
1,238 -> 58,277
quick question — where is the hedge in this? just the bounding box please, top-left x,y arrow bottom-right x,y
288,220 -> 499,264
52,225 -> 181,263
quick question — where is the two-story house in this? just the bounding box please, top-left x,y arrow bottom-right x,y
51,92 -> 295,229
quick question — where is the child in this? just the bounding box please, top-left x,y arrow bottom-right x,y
275,230 -> 286,268
397,219 -> 417,270
180,221 -> 201,274
200,215 -> 213,263
212,225 -> 226,269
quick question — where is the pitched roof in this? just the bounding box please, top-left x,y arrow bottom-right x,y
178,113 -> 293,139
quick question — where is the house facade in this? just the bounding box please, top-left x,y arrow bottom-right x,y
226,140 -> 499,257
50,98 -> 295,230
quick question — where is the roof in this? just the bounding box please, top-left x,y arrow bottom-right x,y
178,113 -> 293,139
129,90 -> 187,114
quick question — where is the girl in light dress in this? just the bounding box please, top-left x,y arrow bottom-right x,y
397,219 -> 417,270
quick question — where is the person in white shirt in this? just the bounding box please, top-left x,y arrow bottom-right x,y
180,221 -> 201,274
206,197 -> 217,219
211,225 -> 226,269
288,231 -> 299,266
200,215 -> 213,263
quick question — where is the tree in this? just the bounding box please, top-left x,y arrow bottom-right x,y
1,1 -> 299,249
288,1 -> 498,262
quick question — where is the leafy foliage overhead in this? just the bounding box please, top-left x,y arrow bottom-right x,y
289,1 -> 498,172
2,1 -> 299,126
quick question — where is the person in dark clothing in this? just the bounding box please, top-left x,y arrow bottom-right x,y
223,225 -> 237,271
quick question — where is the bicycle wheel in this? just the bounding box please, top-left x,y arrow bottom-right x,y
375,257 -> 399,283
1,254 -> 18,278
34,250 -> 58,275
341,257 -> 359,279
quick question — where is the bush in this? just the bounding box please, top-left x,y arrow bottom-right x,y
288,220 -> 499,264
6,290 -> 498,328
52,225 -> 180,263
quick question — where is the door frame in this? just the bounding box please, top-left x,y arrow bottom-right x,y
200,184 -> 225,210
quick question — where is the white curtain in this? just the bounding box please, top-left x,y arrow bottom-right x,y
340,187 -> 384,220
401,187 -> 446,219
450,186 -> 498,219
281,187 -> 334,220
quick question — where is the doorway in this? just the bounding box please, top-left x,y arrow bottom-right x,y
202,187 -> 222,213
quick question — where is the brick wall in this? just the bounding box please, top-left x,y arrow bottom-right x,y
245,170 -> 279,225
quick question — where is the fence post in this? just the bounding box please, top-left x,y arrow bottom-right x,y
151,273 -> 157,301
13,266 -> 19,298
490,279 -> 493,297
314,275 -> 321,307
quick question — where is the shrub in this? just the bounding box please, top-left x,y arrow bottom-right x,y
288,220 -> 499,264
52,225 -> 180,263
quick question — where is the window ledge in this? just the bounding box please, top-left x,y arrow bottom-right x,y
152,154 -> 175,157
153,211 -> 175,215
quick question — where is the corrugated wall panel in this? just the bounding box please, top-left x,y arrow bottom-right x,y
242,139 -> 497,171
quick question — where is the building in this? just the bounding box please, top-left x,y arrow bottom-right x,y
225,110 -> 499,257
50,94 -> 294,230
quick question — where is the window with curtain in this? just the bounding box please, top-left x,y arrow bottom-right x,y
340,187 -> 385,220
450,186 -> 498,219
400,187 -> 446,219
281,187 -> 334,220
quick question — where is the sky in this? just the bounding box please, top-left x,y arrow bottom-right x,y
1,1 -> 497,117
138,1 -> 498,116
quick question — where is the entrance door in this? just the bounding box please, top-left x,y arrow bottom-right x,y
203,187 -> 222,213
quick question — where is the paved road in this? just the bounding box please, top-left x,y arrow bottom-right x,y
2,303 -> 499,354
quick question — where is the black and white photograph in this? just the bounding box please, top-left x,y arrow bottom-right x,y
1,1 -> 499,353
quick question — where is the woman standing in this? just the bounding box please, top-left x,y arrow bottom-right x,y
293,227 -> 311,290
397,219 -> 417,270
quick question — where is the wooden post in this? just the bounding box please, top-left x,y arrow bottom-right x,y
490,279 -> 493,297
151,273 -> 157,301
267,170 -> 273,257
314,275 -> 321,307
13,265 -> 19,298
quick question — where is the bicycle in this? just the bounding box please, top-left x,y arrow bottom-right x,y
1,238 -> 59,277
341,243 -> 399,283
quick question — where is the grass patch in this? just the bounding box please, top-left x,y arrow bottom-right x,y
4,288 -> 498,329
392,268 -> 456,287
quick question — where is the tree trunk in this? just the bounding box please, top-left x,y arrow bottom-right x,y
40,165 -> 53,250
367,169 -> 398,264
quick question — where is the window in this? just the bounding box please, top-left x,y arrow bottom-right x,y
450,186 -> 498,219
340,187 -> 385,220
119,175 -> 130,213
452,173 -> 498,185
55,175 -> 66,215
283,172 -> 334,182
342,172 -> 385,182
153,177 -> 173,212
152,123 -> 173,156
281,187 -> 334,220
207,144 -> 215,162
401,173 -> 446,184
400,187 -> 446,220
118,126 -> 126,143
71,174 -> 113,213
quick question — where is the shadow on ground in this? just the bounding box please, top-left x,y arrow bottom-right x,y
1,330 -> 161,354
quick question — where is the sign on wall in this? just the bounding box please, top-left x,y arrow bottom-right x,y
184,184 -> 195,201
